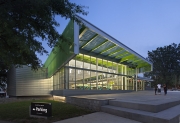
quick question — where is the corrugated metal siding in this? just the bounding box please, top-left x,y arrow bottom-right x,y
15,66 -> 53,96
7,66 -> 16,96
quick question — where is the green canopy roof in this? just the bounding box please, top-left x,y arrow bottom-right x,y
44,16 -> 152,77
77,15 -> 152,71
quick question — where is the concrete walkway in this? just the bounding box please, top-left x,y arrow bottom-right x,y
53,112 -> 141,123
71,90 -> 180,102
54,90 -> 180,123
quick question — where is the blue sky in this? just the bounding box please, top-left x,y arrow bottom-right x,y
38,0 -> 180,64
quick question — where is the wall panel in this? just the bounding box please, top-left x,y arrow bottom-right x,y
15,66 -> 52,96
7,66 -> 16,96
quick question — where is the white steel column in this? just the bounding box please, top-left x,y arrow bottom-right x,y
125,66 -> 127,90
116,63 -> 119,89
83,55 -> 84,90
121,65 -> 124,90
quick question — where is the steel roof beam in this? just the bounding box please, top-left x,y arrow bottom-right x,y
90,40 -> 108,52
108,49 -> 123,56
79,28 -> 88,39
100,45 -> 116,54
80,34 -> 99,49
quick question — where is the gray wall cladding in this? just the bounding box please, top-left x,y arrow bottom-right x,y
7,66 -> 16,96
15,66 -> 53,96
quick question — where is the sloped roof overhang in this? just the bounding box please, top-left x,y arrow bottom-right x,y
76,15 -> 152,71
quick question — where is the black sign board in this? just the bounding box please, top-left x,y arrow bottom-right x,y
31,102 -> 52,117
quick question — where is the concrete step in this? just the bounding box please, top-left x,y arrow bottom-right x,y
109,99 -> 180,113
101,104 -> 180,123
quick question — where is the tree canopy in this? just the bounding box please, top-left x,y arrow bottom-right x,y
0,0 -> 88,70
147,43 -> 180,87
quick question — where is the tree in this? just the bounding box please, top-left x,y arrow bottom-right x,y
0,0 -> 88,70
0,0 -> 88,86
147,43 -> 180,87
0,62 -> 7,89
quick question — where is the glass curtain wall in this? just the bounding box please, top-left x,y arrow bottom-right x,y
52,53 -> 141,90
53,68 -> 64,90
64,53 -> 137,90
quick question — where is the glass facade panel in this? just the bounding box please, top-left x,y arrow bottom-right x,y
53,67 -> 64,90
127,67 -> 135,76
76,60 -> 83,69
112,62 -> 117,73
127,77 -> 133,90
118,75 -> 123,90
76,68 -> 84,89
91,71 -> 97,90
84,55 -> 90,69
84,69 -> 91,90
102,73 -> 107,90
60,68 -> 64,89
91,56 -> 96,70
69,68 -> 75,89
69,59 -> 75,67
97,72 -> 103,90
53,73 -> 58,90
52,53 -> 142,91
107,73 -> 113,90
107,61 -> 113,73
112,74 -> 118,90
102,60 -> 108,72
118,64 -> 122,74
97,58 -> 103,71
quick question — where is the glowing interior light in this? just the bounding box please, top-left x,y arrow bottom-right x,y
70,69 -> 72,73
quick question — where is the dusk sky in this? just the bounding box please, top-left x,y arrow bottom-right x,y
38,0 -> 180,64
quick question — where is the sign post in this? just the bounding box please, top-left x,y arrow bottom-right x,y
30,102 -> 52,119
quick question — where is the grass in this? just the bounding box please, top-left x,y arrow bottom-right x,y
0,99 -> 94,123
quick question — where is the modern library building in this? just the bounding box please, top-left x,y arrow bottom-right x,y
7,16 -> 153,97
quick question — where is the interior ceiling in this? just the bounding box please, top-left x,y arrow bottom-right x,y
78,26 -> 150,69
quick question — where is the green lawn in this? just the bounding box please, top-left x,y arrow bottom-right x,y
0,100 -> 93,123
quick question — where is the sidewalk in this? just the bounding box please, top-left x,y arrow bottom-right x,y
53,91 -> 180,123
53,112 -> 141,123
